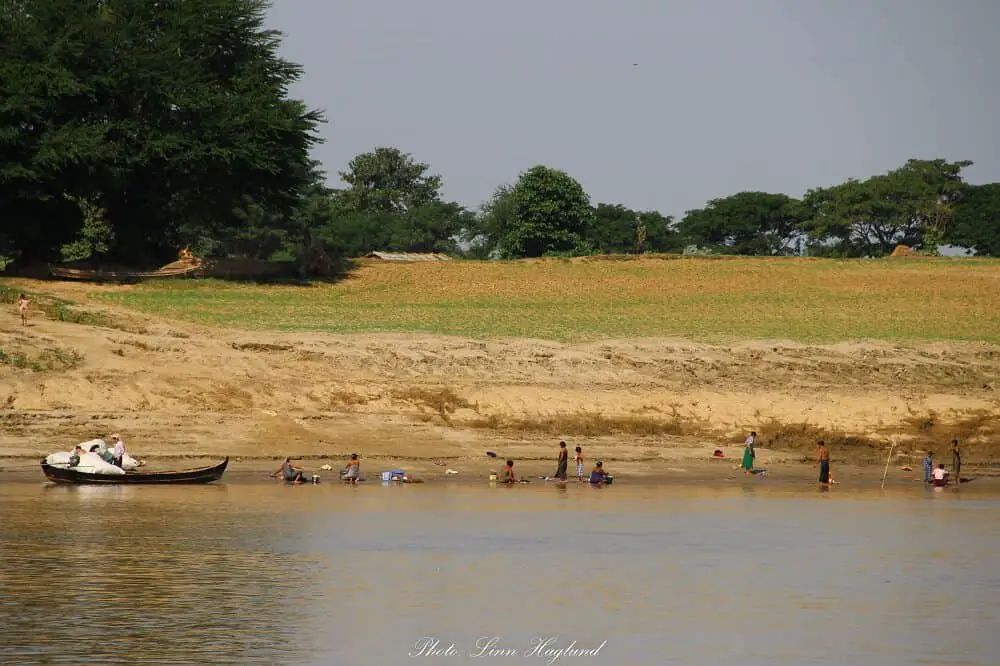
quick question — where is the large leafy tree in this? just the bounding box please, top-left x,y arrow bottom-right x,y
800,159 -> 973,257
678,192 -> 804,255
337,147 -> 442,215
0,0 -> 323,265
321,147 -> 470,256
947,183 -> 1000,256
588,204 -> 679,254
481,166 -> 593,259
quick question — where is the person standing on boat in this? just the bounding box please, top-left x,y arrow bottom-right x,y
553,441 -> 569,481
817,441 -> 831,485
111,434 -> 127,468
951,439 -> 961,484
741,431 -> 757,475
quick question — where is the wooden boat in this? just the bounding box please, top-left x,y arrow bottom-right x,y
48,262 -> 202,282
41,457 -> 228,485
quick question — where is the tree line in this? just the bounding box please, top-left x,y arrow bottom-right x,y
2,1 -> 998,273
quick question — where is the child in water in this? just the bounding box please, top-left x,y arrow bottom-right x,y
575,446 -> 584,482
503,460 -> 516,485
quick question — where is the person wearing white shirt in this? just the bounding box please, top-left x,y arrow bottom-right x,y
111,433 -> 126,468
932,464 -> 948,487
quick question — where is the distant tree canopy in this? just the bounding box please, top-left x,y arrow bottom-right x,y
0,0 -> 323,266
1,4 -> 997,268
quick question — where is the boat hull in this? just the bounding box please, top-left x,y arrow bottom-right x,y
41,458 -> 228,485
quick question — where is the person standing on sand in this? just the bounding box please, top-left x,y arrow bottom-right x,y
17,293 -> 30,326
817,441 -> 830,485
742,431 -> 757,475
554,441 -> 569,481
923,451 -> 934,484
951,439 -> 962,484
575,446 -> 584,482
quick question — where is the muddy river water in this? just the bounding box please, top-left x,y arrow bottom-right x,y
1,480 -> 998,665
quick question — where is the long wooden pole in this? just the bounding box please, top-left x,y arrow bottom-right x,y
881,440 -> 896,489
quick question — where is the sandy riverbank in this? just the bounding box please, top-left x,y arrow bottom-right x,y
2,278 -> 998,476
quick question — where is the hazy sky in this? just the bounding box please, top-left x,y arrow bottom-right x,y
266,0 -> 1000,217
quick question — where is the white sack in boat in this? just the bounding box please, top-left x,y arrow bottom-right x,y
121,453 -> 141,471
73,452 -> 126,476
45,451 -> 73,467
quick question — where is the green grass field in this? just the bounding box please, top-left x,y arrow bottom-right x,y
85,256 -> 1000,343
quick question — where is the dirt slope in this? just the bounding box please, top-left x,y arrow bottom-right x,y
2,285 -> 999,477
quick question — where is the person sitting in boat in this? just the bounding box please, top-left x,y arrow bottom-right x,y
342,453 -> 360,485
272,457 -> 307,484
932,464 -> 949,487
589,461 -> 608,486
68,445 -> 85,467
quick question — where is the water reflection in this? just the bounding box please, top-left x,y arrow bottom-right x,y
1,482 -> 998,665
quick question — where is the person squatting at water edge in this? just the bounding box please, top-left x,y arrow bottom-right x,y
271,457 -> 310,484
342,453 -> 360,485
502,460 -> 516,485
589,461 -> 609,486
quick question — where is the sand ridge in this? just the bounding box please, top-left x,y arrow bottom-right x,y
1,285 -> 999,471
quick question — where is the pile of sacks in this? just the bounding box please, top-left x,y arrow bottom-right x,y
44,438 -> 141,475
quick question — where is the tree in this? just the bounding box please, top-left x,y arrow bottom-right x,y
800,159 -> 973,257
947,183 -> 1000,256
0,0 -> 323,265
587,204 -> 679,254
678,192 -> 804,255
483,166 -> 593,258
337,147 -> 442,215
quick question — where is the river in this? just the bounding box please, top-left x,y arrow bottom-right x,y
1,480 -> 997,665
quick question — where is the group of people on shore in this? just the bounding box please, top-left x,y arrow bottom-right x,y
271,453 -> 360,485
513,440 -> 610,486
740,430 -> 965,487
923,439 -> 962,487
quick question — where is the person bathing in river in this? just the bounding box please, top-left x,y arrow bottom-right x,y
923,451 -> 934,484
742,431 -> 757,475
553,441 -> 568,481
502,460 -> 516,485
951,439 -> 962,484
932,464 -> 949,487
575,446 -> 584,482
817,441 -> 831,485
343,453 -> 360,486
271,457 -> 307,484
589,461 -> 608,486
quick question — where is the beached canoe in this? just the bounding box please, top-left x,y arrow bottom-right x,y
41,457 -> 228,485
